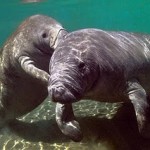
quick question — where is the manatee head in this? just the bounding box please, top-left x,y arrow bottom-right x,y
48,38 -> 99,104
10,14 -> 67,73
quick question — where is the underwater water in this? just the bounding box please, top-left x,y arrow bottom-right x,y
0,100 -> 120,150
1,99 -> 150,150
1,0 -> 150,150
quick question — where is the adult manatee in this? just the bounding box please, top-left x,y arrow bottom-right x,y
48,29 -> 150,141
0,14 -> 66,128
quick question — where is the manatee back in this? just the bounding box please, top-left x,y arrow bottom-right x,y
58,29 -> 150,76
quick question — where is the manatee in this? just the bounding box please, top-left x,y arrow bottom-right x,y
0,14 -> 66,128
48,29 -> 150,141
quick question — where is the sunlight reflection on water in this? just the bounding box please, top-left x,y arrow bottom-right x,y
0,99 -> 121,150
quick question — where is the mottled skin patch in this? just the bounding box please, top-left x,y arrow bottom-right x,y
49,29 -> 150,141
0,14 -> 66,127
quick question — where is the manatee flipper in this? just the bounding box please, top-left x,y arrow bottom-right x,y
55,103 -> 83,142
19,56 -> 49,84
127,79 -> 150,138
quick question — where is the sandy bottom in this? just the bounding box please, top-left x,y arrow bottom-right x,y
0,99 -> 150,150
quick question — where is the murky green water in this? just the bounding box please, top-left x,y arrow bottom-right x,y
1,0 -> 150,149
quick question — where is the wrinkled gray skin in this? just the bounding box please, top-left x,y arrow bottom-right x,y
0,14 -> 67,128
49,29 -> 150,141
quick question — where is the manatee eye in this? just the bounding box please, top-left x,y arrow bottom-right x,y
42,32 -> 47,38
78,61 -> 85,70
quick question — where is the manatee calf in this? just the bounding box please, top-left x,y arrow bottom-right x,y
48,29 -> 150,141
0,14 -> 66,128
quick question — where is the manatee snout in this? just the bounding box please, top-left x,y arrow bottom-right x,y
49,86 -> 66,103
48,85 -> 80,104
